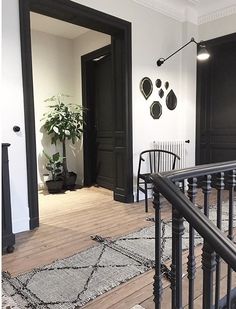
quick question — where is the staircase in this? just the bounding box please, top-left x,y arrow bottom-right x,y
151,161 -> 236,309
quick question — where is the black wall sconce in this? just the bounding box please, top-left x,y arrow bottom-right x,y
157,37 -> 210,67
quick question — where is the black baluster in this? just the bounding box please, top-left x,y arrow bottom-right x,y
213,172 -> 224,309
202,242 -> 216,309
226,170 -> 236,309
202,174 -> 216,309
171,208 -> 177,308
187,177 -> 197,309
170,182 -> 179,308
202,174 -> 212,217
171,184 -> 185,309
153,186 -> 163,309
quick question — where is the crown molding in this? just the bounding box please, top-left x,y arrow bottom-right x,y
198,5 -> 236,24
133,0 -> 236,26
133,0 -> 186,22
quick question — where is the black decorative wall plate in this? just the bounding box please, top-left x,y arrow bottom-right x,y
155,79 -> 162,88
164,81 -> 169,90
159,88 -> 164,98
140,77 -> 153,99
150,101 -> 162,119
166,89 -> 177,110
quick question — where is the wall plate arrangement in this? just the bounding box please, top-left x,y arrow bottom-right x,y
156,78 -> 178,111
150,101 -> 162,119
140,77 -> 153,99
166,89 -> 177,110
140,76 -> 177,119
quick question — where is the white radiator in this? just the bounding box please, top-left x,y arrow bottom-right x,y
153,140 -> 187,171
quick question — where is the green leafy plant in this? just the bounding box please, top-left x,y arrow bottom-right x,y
41,94 -> 85,175
43,151 -> 63,181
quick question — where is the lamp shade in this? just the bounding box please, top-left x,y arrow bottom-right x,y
197,45 -> 210,61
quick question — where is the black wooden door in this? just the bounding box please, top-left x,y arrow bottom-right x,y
82,46 -> 114,190
93,54 -> 114,189
196,33 -> 236,164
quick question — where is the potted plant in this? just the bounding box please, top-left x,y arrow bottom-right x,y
43,151 -> 64,193
41,94 -> 85,190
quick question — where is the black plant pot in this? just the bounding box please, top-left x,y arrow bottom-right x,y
63,172 -> 77,190
46,179 -> 63,194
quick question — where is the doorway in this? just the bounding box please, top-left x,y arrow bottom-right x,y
82,45 -> 114,190
196,33 -> 236,164
19,0 -> 133,229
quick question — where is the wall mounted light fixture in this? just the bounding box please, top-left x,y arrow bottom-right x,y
157,37 -> 210,67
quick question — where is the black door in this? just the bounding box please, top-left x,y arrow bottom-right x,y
82,46 -> 114,190
93,53 -> 114,189
196,33 -> 236,164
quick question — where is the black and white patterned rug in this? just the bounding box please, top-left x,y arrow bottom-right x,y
2,201 -> 235,309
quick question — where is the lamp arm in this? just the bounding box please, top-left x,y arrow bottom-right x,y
157,37 -> 197,66
164,37 -> 197,62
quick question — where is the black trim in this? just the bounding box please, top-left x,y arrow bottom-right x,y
114,192 -> 134,203
19,0 -> 133,229
19,0 -> 39,229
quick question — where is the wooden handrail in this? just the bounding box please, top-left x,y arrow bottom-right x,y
160,160 -> 236,182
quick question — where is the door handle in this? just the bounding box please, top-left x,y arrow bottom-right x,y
13,126 -> 21,132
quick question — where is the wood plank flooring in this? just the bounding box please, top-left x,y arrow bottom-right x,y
3,187 -> 168,276
2,187 -> 235,308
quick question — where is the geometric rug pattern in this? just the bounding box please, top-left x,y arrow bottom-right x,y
2,244 -> 149,308
2,201 -> 235,309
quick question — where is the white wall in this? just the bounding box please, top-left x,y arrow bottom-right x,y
31,29 -> 110,187
198,14 -> 236,41
31,30 -> 76,187
2,0 -> 29,233
181,21 -> 198,168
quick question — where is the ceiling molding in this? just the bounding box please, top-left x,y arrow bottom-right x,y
198,5 -> 236,24
133,0 -> 187,22
133,0 -> 236,25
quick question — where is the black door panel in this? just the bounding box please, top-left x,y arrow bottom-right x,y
197,33 -> 236,164
93,54 -> 114,189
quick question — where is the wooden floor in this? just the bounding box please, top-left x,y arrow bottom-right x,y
2,187 -> 235,309
3,187 -> 165,277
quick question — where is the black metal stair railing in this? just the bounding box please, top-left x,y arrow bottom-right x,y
151,160 -> 236,309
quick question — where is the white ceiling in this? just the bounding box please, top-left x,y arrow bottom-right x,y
30,12 -> 91,39
133,0 -> 236,23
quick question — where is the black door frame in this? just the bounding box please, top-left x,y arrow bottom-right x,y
19,0 -> 133,230
81,45 -> 112,187
196,33 -> 236,164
